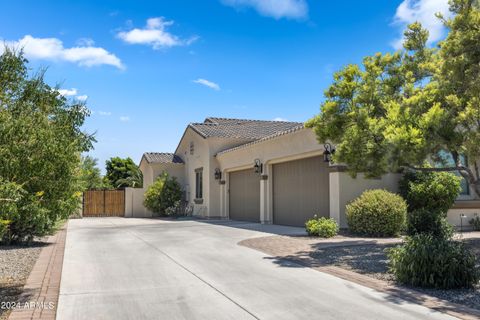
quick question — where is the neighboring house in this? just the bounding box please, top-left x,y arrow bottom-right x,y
126,117 -> 478,228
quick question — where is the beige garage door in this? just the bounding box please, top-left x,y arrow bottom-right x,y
273,156 -> 330,226
229,169 -> 260,222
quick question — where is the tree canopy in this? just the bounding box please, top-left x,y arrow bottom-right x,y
306,0 -> 480,196
104,157 -> 143,188
0,48 -> 94,242
79,156 -> 106,190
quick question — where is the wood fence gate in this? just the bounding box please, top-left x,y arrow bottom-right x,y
83,190 -> 125,217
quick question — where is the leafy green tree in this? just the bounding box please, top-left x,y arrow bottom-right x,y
0,48 -> 94,242
79,156 -> 106,190
104,157 -> 143,188
306,0 -> 480,197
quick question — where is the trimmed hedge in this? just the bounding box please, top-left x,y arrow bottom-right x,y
346,189 -> 406,237
305,216 -> 338,238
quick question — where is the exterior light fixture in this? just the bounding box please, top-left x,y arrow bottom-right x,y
214,168 -> 222,180
253,159 -> 263,175
323,143 -> 336,163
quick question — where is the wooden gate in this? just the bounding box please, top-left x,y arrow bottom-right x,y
83,190 -> 125,217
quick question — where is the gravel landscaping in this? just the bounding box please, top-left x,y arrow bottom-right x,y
312,239 -> 480,310
0,242 -> 46,320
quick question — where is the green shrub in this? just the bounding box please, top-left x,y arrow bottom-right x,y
407,208 -> 454,238
346,189 -> 406,237
305,216 -> 339,238
144,172 -> 182,215
399,170 -> 460,237
388,234 -> 479,289
399,170 -> 460,214
470,216 -> 480,231
0,220 -> 11,243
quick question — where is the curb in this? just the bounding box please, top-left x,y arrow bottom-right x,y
9,222 -> 68,320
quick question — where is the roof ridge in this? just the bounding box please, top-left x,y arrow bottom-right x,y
205,116 -> 301,123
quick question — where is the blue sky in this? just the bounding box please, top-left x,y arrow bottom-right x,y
0,0 -> 451,171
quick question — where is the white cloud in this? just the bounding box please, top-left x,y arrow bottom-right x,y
1,35 -> 124,69
58,88 -> 78,96
193,78 -> 220,91
117,17 -> 198,49
222,0 -> 308,19
76,95 -> 88,101
273,117 -> 288,121
119,116 -> 130,122
392,0 -> 452,49
98,111 -> 112,116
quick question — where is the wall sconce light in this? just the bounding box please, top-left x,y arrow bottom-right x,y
253,159 -> 263,175
323,143 -> 336,163
214,168 -> 222,180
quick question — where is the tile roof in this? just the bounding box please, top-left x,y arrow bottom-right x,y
189,117 -> 303,140
216,124 -> 306,156
142,152 -> 184,164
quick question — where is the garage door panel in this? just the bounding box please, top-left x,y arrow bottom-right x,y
229,169 -> 260,222
273,156 -> 329,226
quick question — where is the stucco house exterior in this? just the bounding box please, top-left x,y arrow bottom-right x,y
125,117 -> 479,228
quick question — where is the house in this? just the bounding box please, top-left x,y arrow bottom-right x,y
125,117 -> 478,228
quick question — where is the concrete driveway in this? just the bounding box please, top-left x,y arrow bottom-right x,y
57,218 -> 457,320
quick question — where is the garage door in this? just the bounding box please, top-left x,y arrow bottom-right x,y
229,169 -> 260,222
273,156 -> 330,226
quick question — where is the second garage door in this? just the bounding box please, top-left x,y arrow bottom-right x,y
229,169 -> 260,222
273,156 -> 330,226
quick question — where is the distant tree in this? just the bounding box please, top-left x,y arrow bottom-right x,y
79,156 -> 105,190
104,157 -> 143,188
306,0 -> 480,197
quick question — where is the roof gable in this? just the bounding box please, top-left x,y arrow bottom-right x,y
141,152 -> 184,165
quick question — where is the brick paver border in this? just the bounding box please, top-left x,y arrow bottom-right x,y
9,221 -> 68,320
240,235 -> 480,320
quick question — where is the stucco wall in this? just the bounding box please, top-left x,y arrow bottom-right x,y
216,129 -> 322,170
216,128 -> 327,222
176,129 -> 210,217
175,128 -> 253,218
140,161 -> 185,188
329,172 -> 402,228
446,209 -> 479,228
125,187 -> 152,218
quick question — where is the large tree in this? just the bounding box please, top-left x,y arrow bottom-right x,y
79,156 -> 106,190
104,157 -> 143,188
0,48 -> 94,241
307,0 -> 480,196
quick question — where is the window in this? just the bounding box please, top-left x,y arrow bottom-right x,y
435,151 -> 469,196
195,168 -> 203,199
190,142 -> 194,155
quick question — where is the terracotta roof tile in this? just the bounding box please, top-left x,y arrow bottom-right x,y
142,153 -> 184,164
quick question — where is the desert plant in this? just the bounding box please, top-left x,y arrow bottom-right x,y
144,172 -> 182,215
470,215 -> 480,231
388,234 -> 479,289
346,189 -> 407,237
305,216 -> 338,238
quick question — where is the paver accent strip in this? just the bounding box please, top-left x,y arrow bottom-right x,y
240,235 -> 480,320
9,222 -> 68,320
